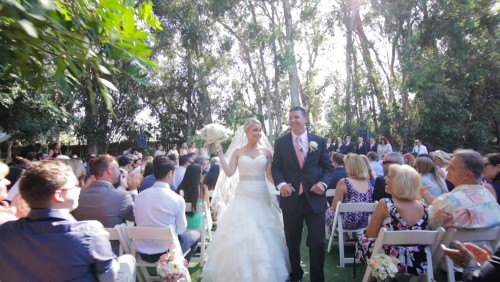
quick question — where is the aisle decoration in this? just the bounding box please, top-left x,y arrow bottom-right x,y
367,253 -> 399,281
157,251 -> 188,282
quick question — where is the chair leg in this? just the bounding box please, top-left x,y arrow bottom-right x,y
446,256 -> 456,282
339,229 -> 345,267
327,224 -> 335,253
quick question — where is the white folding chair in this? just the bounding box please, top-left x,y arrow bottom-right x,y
105,227 -> 124,255
327,202 -> 378,267
126,226 -> 192,282
208,190 -> 217,226
362,227 -> 445,282
432,226 -> 500,282
326,189 -> 336,205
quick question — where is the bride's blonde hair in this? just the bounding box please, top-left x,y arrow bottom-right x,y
243,118 -> 261,131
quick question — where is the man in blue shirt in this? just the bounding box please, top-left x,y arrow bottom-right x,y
0,161 -> 134,281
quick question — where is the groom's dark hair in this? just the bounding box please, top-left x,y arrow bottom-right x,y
290,106 -> 306,117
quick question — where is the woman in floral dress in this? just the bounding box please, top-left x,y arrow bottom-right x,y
325,153 -> 374,236
357,164 -> 429,275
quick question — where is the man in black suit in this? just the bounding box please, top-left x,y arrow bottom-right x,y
272,106 -> 334,282
344,135 -> 354,153
368,137 -> 378,153
356,136 -> 367,155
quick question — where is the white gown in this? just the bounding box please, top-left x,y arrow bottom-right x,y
202,155 -> 290,282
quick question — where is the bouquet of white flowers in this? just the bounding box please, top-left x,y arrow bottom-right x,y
200,123 -> 229,144
367,253 -> 399,281
156,251 -> 188,282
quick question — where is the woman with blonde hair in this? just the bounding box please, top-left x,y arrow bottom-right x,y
357,164 -> 429,276
432,150 -> 452,176
325,153 -> 374,235
415,156 -> 447,197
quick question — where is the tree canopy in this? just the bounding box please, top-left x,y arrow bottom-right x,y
1,0 -> 498,156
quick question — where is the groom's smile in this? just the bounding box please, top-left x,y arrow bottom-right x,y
289,110 -> 307,135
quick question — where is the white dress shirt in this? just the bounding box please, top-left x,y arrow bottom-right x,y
133,181 -> 187,254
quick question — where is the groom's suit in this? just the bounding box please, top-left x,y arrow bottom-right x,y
272,132 -> 334,282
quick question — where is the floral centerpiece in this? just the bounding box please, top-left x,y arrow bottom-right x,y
156,251 -> 188,282
200,123 -> 229,144
367,253 -> 399,281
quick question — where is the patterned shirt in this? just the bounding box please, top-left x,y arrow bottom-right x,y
428,184 -> 500,230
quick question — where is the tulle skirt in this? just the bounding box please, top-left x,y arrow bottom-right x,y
202,181 -> 290,282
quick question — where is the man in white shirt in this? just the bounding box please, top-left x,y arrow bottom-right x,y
134,156 -> 200,263
412,139 -> 429,156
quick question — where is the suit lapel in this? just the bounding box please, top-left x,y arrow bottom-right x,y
304,133 -> 316,166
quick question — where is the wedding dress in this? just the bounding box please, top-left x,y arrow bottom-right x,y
201,154 -> 290,282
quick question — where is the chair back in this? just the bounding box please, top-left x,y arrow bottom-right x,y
362,227 -> 446,282
432,226 -> 500,282
125,226 -> 191,282
326,189 -> 335,198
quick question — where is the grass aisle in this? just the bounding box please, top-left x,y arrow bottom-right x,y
188,227 -> 366,282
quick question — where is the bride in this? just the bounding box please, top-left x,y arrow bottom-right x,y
201,118 -> 290,282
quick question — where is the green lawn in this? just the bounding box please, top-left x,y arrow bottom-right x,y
188,227 -> 448,281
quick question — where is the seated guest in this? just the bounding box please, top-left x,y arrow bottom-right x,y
327,152 -> 347,204
72,155 -> 135,255
483,153 -> 500,205
178,164 -> 210,230
325,154 -> 373,237
421,149 -> 500,230
203,157 -> 220,191
372,152 -> 404,202
441,240 -> 500,281
367,151 -> 384,177
134,156 -> 200,262
357,164 -> 429,276
0,161 -> 134,281
0,162 -> 16,224
172,155 -> 192,191
403,152 -> 416,167
415,156 -> 447,198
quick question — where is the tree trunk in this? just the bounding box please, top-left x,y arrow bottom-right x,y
282,0 -> 301,107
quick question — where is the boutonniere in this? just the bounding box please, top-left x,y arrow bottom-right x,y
309,141 -> 318,153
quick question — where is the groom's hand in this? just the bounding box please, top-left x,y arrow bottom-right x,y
280,184 -> 295,197
310,183 -> 326,195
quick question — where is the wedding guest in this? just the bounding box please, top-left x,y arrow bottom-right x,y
483,153 -> 500,205
412,139 -> 429,156
357,164 -> 429,276
344,136 -> 354,153
48,142 -> 62,159
432,150 -> 452,177
177,164 -> 210,230
372,152 -> 404,202
403,152 -> 416,167
415,156 -> 447,197
377,136 -> 393,160
0,162 -> 16,224
0,161 -> 135,281
421,149 -> 500,230
188,143 -> 198,154
72,155 -> 135,255
441,240 -> 500,281
134,156 -> 200,262
172,155 -> 192,191
326,152 -> 347,203
167,144 -> 179,159
367,151 -> 384,177
154,144 -> 166,157
325,154 -> 373,237
179,142 -> 189,156
368,137 -> 378,153
203,157 -> 220,191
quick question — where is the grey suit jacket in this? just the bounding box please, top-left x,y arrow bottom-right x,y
72,180 -> 135,227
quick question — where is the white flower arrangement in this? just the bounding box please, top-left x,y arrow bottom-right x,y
309,141 -> 318,152
200,123 -> 229,144
367,253 -> 399,281
156,251 -> 188,282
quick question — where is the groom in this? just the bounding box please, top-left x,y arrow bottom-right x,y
272,106 -> 334,282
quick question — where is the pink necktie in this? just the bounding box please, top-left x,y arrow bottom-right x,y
294,137 -> 304,195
